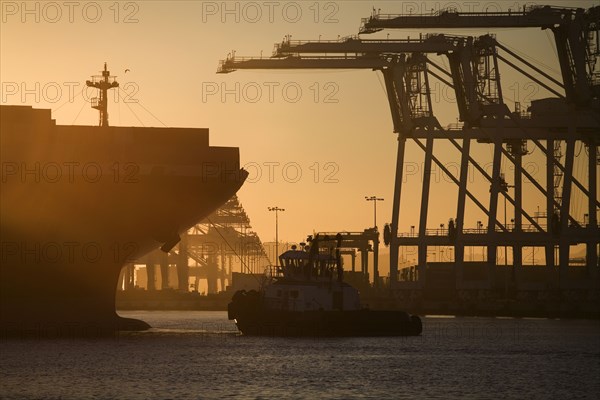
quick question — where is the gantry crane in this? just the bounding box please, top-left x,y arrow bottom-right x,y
218,5 -> 599,294
358,4 -> 599,287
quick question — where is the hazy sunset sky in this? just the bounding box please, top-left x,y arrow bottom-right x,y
1,0 -> 596,244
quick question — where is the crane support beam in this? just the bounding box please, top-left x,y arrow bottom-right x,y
494,41 -> 564,88
444,134 -> 545,232
411,137 -> 506,232
496,54 -> 565,98
532,139 -> 600,210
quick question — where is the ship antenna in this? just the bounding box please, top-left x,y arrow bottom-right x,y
86,62 -> 119,127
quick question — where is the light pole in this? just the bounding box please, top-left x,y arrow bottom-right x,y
365,196 -> 384,228
268,206 -> 285,266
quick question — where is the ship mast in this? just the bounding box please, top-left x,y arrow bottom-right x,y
86,62 -> 119,127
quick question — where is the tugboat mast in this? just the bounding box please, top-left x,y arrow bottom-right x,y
86,62 -> 119,127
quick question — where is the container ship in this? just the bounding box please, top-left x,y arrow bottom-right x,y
1,69 -> 247,334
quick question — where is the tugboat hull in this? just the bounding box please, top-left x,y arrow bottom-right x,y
228,295 -> 422,337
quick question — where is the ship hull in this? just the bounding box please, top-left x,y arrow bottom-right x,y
1,106 -> 247,335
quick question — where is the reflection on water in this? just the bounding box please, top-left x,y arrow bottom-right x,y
1,311 -> 599,399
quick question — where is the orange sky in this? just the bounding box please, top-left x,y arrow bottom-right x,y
1,0 -> 597,244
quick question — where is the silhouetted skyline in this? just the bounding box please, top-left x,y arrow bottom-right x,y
1,0 -> 596,243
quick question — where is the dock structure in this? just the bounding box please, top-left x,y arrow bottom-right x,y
120,196 -> 270,294
310,229 -> 380,290
217,5 -> 599,299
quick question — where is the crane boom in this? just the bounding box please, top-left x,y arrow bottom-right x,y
218,55 -> 392,73
360,6 -> 592,32
273,36 -> 458,55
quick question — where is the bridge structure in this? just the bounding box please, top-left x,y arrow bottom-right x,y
217,5 -> 599,298
120,195 -> 270,294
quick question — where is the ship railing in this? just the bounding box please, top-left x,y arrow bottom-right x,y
361,4 -> 574,25
396,224 -> 555,237
397,232 -> 418,237
362,9 -> 530,20
445,122 -> 464,131
88,75 -> 118,84
277,35 -> 361,47
223,55 -> 264,62
267,265 -> 285,279
396,229 -> 449,236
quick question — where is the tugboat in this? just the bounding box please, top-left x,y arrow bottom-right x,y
228,235 -> 422,336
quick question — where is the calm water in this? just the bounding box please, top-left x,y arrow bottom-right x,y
1,311 -> 599,399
